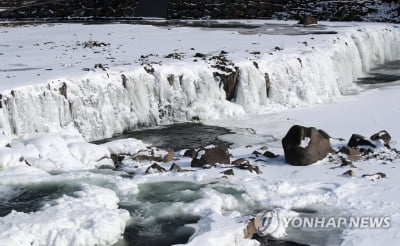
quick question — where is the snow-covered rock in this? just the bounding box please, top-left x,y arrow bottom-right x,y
101,138 -> 148,156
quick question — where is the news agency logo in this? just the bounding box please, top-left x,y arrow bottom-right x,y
254,209 -> 391,236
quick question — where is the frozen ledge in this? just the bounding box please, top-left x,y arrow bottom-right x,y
0,24 -> 399,141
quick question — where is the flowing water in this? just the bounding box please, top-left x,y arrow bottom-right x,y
93,123 -> 234,150
0,183 -> 78,217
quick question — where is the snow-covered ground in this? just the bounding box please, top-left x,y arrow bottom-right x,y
0,20 -> 400,246
0,20 -> 399,140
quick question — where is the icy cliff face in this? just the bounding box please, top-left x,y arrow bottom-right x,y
0,25 -> 399,141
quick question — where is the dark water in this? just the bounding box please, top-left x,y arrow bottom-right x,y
356,60 -> 400,85
116,182 -> 205,246
0,183 -> 77,217
93,123 -> 233,150
115,181 -> 258,246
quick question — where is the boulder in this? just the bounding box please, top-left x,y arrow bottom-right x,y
282,125 -> 333,166
370,130 -> 391,146
298,15 -> 317,25
348,134 -> 376,148
191,144 -> 230,167
339,147 -> 361,161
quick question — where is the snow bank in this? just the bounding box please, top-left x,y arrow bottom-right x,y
0,23 -> 399,141
0,131 -> 113,171
0,147 -> 24,169
68,142 -> 111,166
0,183 -> 129,246
101,138 -> 148,155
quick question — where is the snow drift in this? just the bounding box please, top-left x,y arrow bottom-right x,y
0,24 -> 399,141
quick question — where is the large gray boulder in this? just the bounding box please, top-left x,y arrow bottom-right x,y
282,125 -> 333,166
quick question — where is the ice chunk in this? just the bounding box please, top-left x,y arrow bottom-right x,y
101,138 -> 148,155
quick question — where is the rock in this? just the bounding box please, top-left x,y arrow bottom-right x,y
339,156 -> 357,168
362,172 -> 386,179
133,147 -> 174,163
370,130 -> 391,146
191,144 -> 230,167
221,169 -> 234,176
348,134 -> 376,148
260,146 -> 269,151
264,73 -> 271,97
110,154 -> 125,167
263,151 -> 279,158
248,165 -> 261,174
282,125 -> 333,166
298,15 -> 317,25
244,219 -> 257,239
170,163 -> 183,172
213,69 -> 239,101
59,82 -> 67,99
145,163 -> 167,174
235,160 -> 261,174
232,158 -> 250,166
339,147 -> 361,161
183,148 -> 197,158
252,150 -> 262,157
343,170 -> 355,177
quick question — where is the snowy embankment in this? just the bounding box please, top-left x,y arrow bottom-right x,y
0,22 -> 399,141
1,21 -> 400,246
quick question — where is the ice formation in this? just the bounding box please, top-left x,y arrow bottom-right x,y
0,24 -> 399,141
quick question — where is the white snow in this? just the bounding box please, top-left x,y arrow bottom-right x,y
0,20 -> 400,246
0,183 -> 129,246
68,142 -> 111,167
299,137 -> 310,148
0,22 -> 399,141
101,138 -> 148,155
0,147 -> 23,169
